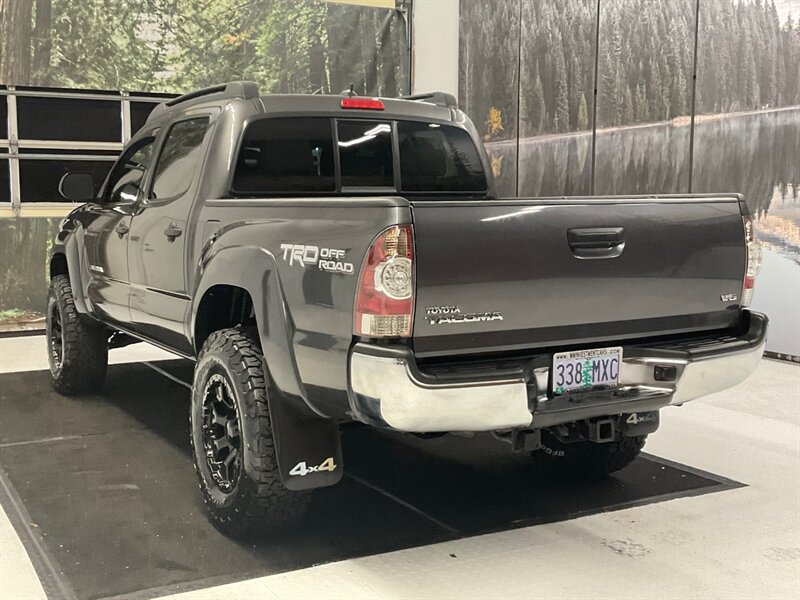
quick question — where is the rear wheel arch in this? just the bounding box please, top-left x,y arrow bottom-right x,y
193,284 -> 256,354
190,246 -> 276,355
191,246 -> 323,413
51,233 -> 91,315
50,252 -> 69,280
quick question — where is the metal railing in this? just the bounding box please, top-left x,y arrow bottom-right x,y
1,86 -> 173,212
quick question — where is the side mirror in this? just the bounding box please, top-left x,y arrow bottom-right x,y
58,172 -> 95,202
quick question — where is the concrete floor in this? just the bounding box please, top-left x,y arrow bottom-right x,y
1,336 -> 798,600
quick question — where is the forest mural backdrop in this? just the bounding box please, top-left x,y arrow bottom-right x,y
459,0 -> 800,266
0,0 -> 409,96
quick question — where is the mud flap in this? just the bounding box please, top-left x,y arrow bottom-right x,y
267,392 -> 343,491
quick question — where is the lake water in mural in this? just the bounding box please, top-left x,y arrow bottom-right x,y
486,106 -> 800,263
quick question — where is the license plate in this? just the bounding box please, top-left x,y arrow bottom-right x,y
552,346 -> 622,395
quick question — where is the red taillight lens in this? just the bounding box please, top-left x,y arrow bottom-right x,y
355,225 -> 414,337
741,215 -> 762,307
341,97 -> 385,111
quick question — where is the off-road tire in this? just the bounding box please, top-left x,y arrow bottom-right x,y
534,431 -> 646,479
190,327 -> 310,537
46,275 -> 108,394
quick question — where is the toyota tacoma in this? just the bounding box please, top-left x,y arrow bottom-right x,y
47,81 -> 767,535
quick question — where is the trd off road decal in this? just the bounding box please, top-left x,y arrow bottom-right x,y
279,243 -> 354,274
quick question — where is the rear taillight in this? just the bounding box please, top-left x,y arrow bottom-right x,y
741,215 -> 762,307
355,225 -> 414,337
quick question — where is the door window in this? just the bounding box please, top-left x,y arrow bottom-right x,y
105,137 -> 156,204
150,117 -> 211,201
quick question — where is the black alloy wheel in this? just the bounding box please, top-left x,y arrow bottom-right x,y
48,301 -> 64,373
201,373 -> 242,492
46,275 -> 108,394
190,327 -> 311,537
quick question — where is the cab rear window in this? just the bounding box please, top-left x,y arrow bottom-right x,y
233,118 -> 335,193
398,121 -> 487,193
232,117 -> 487,195
337,120 -> 394,190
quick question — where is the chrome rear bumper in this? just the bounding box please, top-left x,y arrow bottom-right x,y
348,312 -> 767,433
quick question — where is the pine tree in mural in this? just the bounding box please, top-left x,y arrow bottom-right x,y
634,83 -> 648,122
696,0 -> 800,113
577,93 -> 589,131
553,34 -> 571,133
0,0 -> 33,84
522,64 -> 546,134
459,0 -> 521,141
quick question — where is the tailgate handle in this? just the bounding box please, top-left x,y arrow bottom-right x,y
567,227 -> 625,259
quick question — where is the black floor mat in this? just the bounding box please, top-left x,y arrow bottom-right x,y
0,361 -> 742,600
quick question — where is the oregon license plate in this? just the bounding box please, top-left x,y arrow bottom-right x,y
552,346 -> 622,395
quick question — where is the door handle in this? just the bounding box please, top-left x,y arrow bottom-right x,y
115,222 -> 129,238
567,227 -> 625,259
164,222 -> 183,242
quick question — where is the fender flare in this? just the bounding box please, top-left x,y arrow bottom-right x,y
191,245 -> 311,409
191,245 -> 342,491
51,228 -> 92,315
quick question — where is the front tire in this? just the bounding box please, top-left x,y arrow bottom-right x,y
534,431 -> 646,479
190,327 -> 310,537
46,275 -> 108,394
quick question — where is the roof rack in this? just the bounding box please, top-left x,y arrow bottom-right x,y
147,81 -> 260,123
399,92 -> 458,109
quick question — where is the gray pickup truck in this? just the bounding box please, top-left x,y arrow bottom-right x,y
49,81 -> 766,536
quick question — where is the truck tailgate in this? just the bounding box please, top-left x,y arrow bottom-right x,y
409,196 -> 746,357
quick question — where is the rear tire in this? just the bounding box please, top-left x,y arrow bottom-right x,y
46,275 -> 108,395
190,327 -> 310,538
534,431 -> 646,479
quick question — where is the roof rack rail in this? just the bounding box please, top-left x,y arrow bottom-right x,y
147,81 -> 260,123
399,91 -> 458,109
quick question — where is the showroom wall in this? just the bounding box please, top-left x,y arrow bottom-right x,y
459,0 -> 800,356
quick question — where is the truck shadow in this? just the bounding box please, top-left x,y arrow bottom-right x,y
0,360 -> 742,600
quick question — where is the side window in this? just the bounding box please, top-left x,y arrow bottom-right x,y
233,118 -> 335,194
150,117 -> 210,201
337,120 -> 394,189
105,137 -> 155,204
